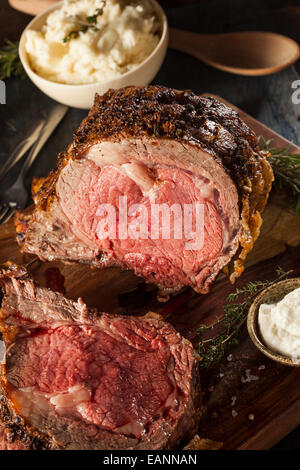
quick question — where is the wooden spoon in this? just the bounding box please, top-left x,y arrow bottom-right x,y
169,28 -> 300,76
8,0 -> 58,16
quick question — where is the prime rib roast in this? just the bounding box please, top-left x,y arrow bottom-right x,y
15,86 -> 273,297
0,263 -> 201,450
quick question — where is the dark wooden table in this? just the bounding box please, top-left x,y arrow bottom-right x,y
0,0 -> 299,450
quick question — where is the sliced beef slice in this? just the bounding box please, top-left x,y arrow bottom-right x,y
0,264 -> 201,450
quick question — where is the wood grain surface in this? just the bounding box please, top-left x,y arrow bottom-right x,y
0,99 -> 299,450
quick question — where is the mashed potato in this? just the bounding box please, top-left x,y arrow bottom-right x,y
25,0 -> 160,84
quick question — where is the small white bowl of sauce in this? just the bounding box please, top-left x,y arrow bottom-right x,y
247,278 -> 300,367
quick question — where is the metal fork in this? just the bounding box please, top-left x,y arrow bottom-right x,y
0,104 -> 68,225
0,138 -> 41,224
0,119 -> 45,182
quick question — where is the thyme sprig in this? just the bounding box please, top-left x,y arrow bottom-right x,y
63,2 -> 106,43
259,137 -> 300,213
0,40 -> 25,80
196,267 -> 292,368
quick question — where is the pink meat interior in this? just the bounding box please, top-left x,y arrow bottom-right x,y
8,318 -> 181,438
57,156 -> 231,290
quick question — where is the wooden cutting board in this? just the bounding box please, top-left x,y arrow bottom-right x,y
0,97 -> 299,450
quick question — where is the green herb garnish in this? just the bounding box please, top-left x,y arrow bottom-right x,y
0,40 -> 25,80
196,267 -> 292,368
63,3 -> 106,43
259,137 -> 300,213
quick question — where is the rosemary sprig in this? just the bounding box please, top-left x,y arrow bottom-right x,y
259,137 -> 300,213
0,40 -> 25,80
63,2 -> 106,43
196,267 -> 292,368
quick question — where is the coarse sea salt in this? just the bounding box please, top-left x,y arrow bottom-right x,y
241,369 -> 259,384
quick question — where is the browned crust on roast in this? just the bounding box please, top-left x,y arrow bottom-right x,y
0,389 -> 60,451
15,86 -> 274,283
29,86 -> 265,204
14,212 -> 31,254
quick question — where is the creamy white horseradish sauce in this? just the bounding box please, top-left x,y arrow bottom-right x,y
25,0 -> 160,84
258,287 -> 300,363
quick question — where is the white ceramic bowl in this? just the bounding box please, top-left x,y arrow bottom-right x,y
19,0 -> 168,109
